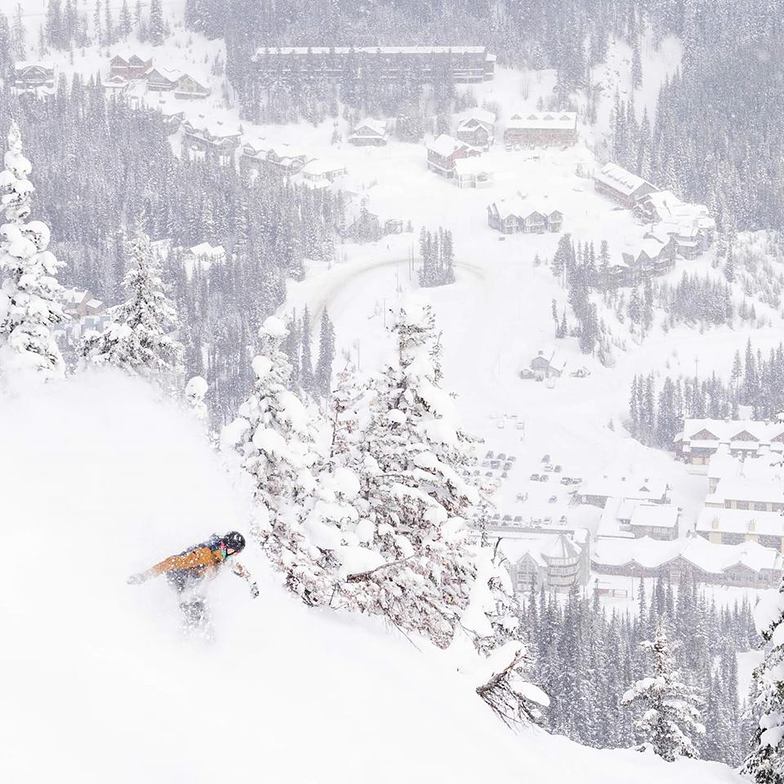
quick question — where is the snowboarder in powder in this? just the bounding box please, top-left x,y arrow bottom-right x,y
127,531 -> 259,633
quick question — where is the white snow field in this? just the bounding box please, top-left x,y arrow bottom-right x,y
0,371 -> 743,784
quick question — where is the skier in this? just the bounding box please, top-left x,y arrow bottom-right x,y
127,531 -> 259,632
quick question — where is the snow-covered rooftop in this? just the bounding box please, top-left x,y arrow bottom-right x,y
189,242 -> 225,258
184,116 -> 241,140
580,475 -> 667,501
593,535 -> 782,575
506,112 -> 577,131
427,134 -> 468,158
351,119 -> 387,137
628,503 -> 679,529
255,45 -> 490,56
457,108 -> 496,129
594,162 -> 654,197
707,479 -> 784,506
680,418 -> 784,445
497,532 -> 583,564
301,159 -> 347,177
489,192 -> 560,220
453,157 -> 494,176
696,507 -> 784,537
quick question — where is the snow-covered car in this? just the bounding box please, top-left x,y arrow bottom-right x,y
519,368 -> 535,379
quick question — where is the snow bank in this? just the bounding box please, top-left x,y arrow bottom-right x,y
0,371 -> 744,784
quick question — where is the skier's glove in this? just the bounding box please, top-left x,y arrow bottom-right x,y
249,582 -> 260,599
127,573 -> 146,585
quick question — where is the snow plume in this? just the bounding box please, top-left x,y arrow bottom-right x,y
621,623 -> 704,762
742,583 -> 784,782
0,121 -> 64,377
80,228 -> 183,387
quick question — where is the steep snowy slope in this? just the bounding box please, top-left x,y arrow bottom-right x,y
0,371 -> 742,784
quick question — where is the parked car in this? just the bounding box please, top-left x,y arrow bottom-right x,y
559,515 -> 568,524
548,496 -> 558,503
541,454 -> 551,463
554,465 -> 562,473
529,473 -> 540,481
540,474 -> 549,482
520,368 -> 535,380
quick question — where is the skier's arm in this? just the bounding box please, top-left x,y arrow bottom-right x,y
231,561 -> 260,598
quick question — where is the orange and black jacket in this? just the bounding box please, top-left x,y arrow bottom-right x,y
138,537 -> 250,584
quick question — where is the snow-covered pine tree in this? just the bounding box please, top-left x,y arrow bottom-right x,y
79,228 -> 183,386
222,316 -> 321,595
621,623 -> 704,761
349,299 -> 478,648
184,375 -> 208,422
0,121 -> 65,377
461,543 -> 549,727
741,582 -> 784,782
314,308 -> 335,398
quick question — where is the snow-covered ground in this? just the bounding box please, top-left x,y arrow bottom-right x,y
0,371 -> 745,783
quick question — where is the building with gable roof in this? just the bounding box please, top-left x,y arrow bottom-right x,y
109,53 -> 152,80
675,418 -> 784,464
593,162 -> 658,208
487,193 -> 562,233
182,116 -> 242,166
426,134 -> 480,177
503,111 -> 577,147
592,535 -> 782,588
455,108 -> 496,149
348,119 -> 389,146
13,62 -> 55,92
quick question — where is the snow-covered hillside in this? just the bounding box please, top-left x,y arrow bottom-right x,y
0,371 -> 743,783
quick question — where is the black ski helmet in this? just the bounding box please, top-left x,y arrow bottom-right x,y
223,531 -> 246,552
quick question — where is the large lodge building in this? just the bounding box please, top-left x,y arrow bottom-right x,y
676,418 -> 784,464
251,46 -> 496,84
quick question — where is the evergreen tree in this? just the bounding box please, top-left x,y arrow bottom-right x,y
149,0 -> 165,45
742,581 -> 784,782
621,623 -> 704,761
300,306 -> 313,394
0,121 -> 64,377
11,4 -> 25,59
314,308 -> 335,398
80,229 -> 183,384
184,375 -> 208,422
222,315 -> 322,598
354,300 -> 478,648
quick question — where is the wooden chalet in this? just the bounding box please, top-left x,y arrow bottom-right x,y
675,419 -> 784,465
529,350 -> 564,380
426,134 -> 480,178
348,119 -> 388,146
13,62 -> 55,91
240,139 -> 310,179
182,117 -> 242,166
109,54 -> 152,79
593,162 -> 657,209
487,194 -> 562,234
455,109 -> 496,150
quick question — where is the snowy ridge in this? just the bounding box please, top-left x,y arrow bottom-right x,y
0,371 -> 744,783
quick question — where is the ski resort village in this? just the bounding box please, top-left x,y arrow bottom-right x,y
1,1 -> 784,783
